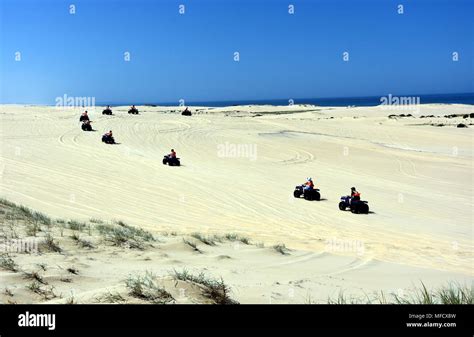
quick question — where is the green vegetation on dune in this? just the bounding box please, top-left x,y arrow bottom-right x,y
125,271 -> 175,304
172,269 -> 238,305
325,282 -> 473,305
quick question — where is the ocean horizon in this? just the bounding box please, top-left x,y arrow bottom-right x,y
2,92 -> 473,108
99,92 -> 474,107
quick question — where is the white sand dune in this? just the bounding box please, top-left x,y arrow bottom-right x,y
0,104 -> 472,303
2,231 -> 470,304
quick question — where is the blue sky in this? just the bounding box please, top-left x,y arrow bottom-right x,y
0,0 -> 473,104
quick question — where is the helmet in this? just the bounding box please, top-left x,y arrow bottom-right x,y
307,177 -> 312,182
351,187 -> 356,191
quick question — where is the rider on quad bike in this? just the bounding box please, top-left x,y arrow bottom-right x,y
102,130 -> 116,144
128,105 -> 139,114
169,149 -> 177,159
350,187 -> 361,203
79,111 -> 90,122
339,187 -> 369,214
181,107 -> 192,116
81,120 -> 93,131
163,149 -> 180,166
102,105 -> 113,115
293,177 -> 321,201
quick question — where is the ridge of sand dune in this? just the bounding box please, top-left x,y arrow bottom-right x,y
0,104 -> 472,283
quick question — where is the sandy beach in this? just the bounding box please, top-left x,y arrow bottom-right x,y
0,103 -> 472,303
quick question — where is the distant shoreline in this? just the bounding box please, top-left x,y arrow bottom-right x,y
1,93 -> 473,108
0,102 -> 472,109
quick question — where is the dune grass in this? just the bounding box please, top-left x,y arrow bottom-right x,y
392,282 -> 473,305
190,233 -> 217,246
327,291 -> 366,304
67,267 -> 79,275
22,270 -> 47,285
26,281 -> 57,300
172,269 -> 238,304
97,222 -> 155,250
68,220 -> 86,231
31,212 -> 52,227
96,291 -> 127,304
65,294 -> 77,304
115,221 -> 155,242
26,280 -> 42,293
37,263 -> 47,271
273,243 -> 290,255
182,238 -> 203,253
326,282 -> 473,304
39,233 -> 62,253
125,271 -> 175,304
0,254 -> 19,272
224,233 -> 251,245
71,233 -> 95,249
26,222 -> 41,237
0,199 -> 51,227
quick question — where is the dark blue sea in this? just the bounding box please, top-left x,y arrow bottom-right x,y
103,93 -> 474,108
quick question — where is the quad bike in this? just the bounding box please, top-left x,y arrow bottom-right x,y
128,108 -> 139,114
102,108 -> 113,115
81,121 -> 93,131
339,196 -> 369,214
162,155 -> 180,166
293,185 -> 321,201
102,135 -> 116,144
